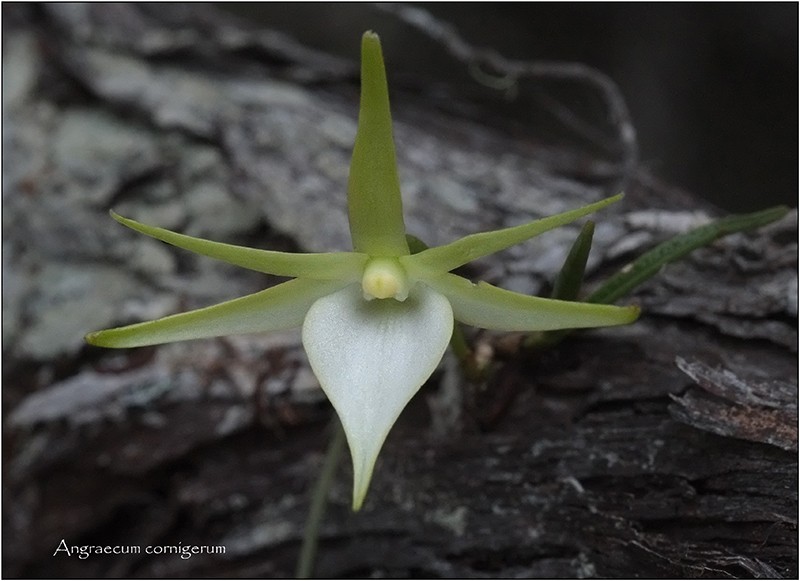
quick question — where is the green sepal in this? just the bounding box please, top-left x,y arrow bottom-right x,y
347,32 -> 409,256
405,233 -> 429,255
110,211 -> 367,280
422,272 -> 640,332
404,194 -> 622,274
85,278 -> 349,348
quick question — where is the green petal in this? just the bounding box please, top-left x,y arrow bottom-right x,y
302,284 -> 453,510
110,211 -> 367,280
404,194 -> 622,273
423,272 -> 639,331
347,32 -> 409,257
85,278 -> 348,348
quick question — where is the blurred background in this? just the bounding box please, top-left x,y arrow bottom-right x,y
221,2 -> 798,212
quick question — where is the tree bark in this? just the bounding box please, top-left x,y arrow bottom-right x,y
3,4 -> 796,578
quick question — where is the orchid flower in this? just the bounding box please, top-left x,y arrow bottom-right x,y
86,32 -> 639,510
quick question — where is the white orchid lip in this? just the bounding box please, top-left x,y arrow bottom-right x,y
361,257 -> 410,301
302,283 -> 454,509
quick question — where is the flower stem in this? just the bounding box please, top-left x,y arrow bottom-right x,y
296,418 -> 346,578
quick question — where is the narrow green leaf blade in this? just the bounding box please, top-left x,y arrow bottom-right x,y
531,221 -> 596,347
110,211 -> 367,280
424,272 -> 639,331
588,205 -> 789,305
347,31 -> 409,256
551,221 -> 595,301
85,278 -> 348,348
405,194 -> 622,273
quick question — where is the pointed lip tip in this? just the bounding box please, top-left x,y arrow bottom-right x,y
350,467 -> 369,512
351,482 -> 367,511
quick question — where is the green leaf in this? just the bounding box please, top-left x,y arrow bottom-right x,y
423,272 -> 639,331
404,194 -> 622,274
551,220 -> 595,301
588,205 -> 789,305
85,278 -> 348,348
529,221 -> 596,348
110,211 -> 367,280
347,31 -> 409,257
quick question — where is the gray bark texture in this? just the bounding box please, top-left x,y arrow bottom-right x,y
3,4 -> 797,578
